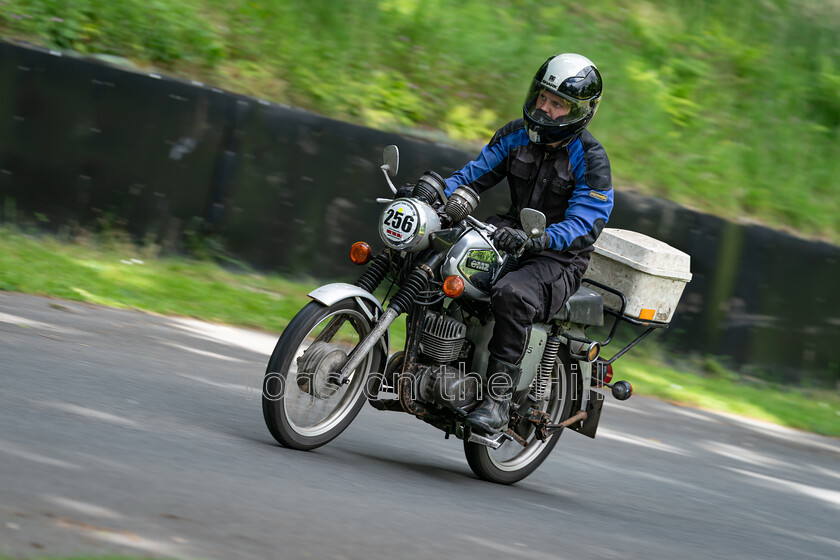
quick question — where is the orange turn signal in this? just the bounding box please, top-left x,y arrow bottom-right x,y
442,275 -> 465,298
350,242 -> 372,265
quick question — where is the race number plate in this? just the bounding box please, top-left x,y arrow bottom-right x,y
380,201 -> 419,246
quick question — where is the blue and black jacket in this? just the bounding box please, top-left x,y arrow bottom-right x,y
444,119 -> 613,265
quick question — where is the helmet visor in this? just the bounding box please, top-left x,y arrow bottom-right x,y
523,82 -> 594,127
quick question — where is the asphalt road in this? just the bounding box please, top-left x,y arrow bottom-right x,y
1,291 -> 838,560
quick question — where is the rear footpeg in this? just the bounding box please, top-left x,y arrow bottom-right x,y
467,429 -> 527,449
467,431 -> 509,449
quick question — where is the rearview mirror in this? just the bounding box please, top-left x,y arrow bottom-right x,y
520,208 -> 546,238
382,145 -> 399,177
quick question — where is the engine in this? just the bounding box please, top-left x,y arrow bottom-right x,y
420,312 -> 467,363
415,312 -> 478,411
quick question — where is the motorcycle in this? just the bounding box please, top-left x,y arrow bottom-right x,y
262,145 -> 686,484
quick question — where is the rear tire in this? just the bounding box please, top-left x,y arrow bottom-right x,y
262,299 -> 383,451
464,352 -> 577,484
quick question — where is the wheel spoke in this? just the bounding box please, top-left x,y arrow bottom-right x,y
263,300 -> 382,450
282,309 -> 370,436
465,354 -> 578,483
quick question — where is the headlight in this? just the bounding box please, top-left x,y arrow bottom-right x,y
378,199 -> 441,252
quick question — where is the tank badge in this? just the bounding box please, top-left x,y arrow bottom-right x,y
466,257 -> 491,272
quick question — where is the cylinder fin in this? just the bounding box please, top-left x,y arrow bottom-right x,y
419,312 -> 467,363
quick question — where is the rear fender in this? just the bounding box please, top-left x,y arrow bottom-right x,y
308,283 -> 390,355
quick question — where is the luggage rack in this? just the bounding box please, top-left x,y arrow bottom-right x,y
562,278 -> 668,364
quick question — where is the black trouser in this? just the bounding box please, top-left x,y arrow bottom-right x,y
488,255 -> 583,364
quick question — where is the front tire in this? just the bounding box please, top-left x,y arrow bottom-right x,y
262,299 -> 383,451
464,352 -> 577,484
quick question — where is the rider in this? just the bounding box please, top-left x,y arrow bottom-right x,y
443,53 -> 614,434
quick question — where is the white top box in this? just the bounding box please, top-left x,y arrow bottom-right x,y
583,229 -> 692,323
593,229 -> 693,282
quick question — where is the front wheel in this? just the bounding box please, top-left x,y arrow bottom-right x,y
464,352 -> 577,484
262,299 -> 383,451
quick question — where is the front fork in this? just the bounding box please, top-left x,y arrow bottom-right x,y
332,251 -> 443,387
312,251 -> 394,346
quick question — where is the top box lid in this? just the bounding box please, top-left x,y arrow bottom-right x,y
592,229 -> 693,282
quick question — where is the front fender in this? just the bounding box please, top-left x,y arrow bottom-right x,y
308,283 -> 390,354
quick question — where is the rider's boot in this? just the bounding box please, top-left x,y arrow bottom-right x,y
465,357 -> 521,434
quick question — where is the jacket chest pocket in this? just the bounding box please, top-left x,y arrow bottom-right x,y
549,177 -> 574,195
509,153 -> 536,181
508,152 -> 537,205
547,153 -> 574,194
548,178 -> 575,213
544,177 -> 575,222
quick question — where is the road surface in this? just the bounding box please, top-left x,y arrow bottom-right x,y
1,292 -> 838,559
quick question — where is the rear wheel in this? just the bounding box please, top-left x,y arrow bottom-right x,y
262,299 -> 383,450
464,352 -> 577,484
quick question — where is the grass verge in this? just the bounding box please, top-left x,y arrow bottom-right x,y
1,225 -> 838,438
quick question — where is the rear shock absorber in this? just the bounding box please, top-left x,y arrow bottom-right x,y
354,252 -> 390,293
530,334 -> 561,401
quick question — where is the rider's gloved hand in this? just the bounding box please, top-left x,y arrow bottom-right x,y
492,227 -> 550,253
526,231 -> 550,252
491,227 -> 527,253
395,183 -> 415,199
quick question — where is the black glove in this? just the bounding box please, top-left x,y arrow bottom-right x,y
395,183 -> 415,199
492,227 -> 550,254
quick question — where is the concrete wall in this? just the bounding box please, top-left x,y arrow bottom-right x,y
1,41 -> 837,385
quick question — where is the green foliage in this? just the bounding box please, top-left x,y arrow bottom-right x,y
344,70 -> 427,129
0,0 -> 838,241
0,0 -> 223,64
702,355 -> 740,382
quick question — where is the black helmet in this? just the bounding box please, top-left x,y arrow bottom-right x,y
523,53 -> 602,146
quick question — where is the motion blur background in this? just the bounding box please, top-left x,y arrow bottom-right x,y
1,0 -> 838,385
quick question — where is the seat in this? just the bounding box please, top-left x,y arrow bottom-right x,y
552,286 -> 604,326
